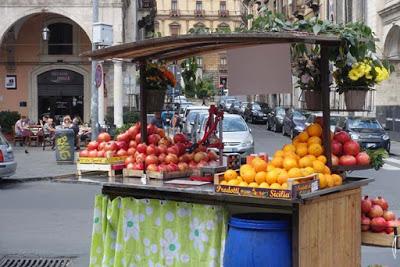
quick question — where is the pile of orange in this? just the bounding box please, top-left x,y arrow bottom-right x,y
221,123 -> 343,190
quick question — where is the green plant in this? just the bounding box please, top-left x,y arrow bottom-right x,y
123,111 -> 140,125
181,57 -> 198,98
196,78 -> 215,98
0,111 -> 20,133
366,148 -> 389,170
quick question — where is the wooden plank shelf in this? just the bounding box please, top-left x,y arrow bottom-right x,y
331,165 -> 373,172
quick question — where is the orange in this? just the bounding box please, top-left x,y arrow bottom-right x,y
266,169 -> 280,184
296,145 -> 308,157
224,169 -> 238,181
266,164 -> 275,171
332,174 -> 342,186
301,166 -> 315,176
298,131 -> 309,142
283,144 -> 296,153
270,156 -> 284,168
252,158 -> 268,172
288,168 -> 302,178
220,180 -> 228,185
281,182 -> 288,189
323,166 -> 331,175
317,173 -> 327,189
292,136 -> 300,146
284,151 -> 300,160
325,174 -> 334,187
259,182 -> 269,188
299,156 -> 313,168
274,150 -> 285,158
238,181 -> 249,187
237,176 -> 243,182
248,182 -> 259,188
317,155 -> 327,164
242,168 -> 256,184
306,123 -> 322,137
308,143 -> 323,157
240,164 -> 253,177
228,179 -> 240,186
277,170 -> 289,184
312,160 -> 326,173
295,142 -> 308,148
255,171 -> 267,184
283,157 -> 298,171
307,136 -> 322,145
270,183 -> 282,189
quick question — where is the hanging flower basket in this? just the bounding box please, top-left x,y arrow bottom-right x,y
303,90 -> 322,110
146,89 -> 166,113
343,88 -> 369,110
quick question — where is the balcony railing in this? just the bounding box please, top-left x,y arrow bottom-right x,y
194,9 -> 205,17
219,64 -> 228,72
139,0 -> 154,9
170,9 -> 181,16
218,10 -> 229,17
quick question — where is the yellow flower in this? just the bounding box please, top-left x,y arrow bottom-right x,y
348,69 -> 360,81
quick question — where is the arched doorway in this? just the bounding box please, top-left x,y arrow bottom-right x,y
37,69 -> 84,124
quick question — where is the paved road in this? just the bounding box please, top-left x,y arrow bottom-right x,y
1,123 -> 400,266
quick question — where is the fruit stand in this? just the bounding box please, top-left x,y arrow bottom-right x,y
81,33 -> 383,267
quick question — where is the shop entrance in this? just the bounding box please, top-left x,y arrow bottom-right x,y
38,69 -> 84,124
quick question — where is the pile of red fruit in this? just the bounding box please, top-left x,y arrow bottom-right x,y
361,195 -> 399,234
79,123 -> 219,172
331,131 -> 370,166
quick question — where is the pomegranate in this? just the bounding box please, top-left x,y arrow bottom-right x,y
88,150 -> 98,158
104,150 -> 116,158
356,152 -> 370,165
189,161 -> 198,169
145,155 -> 159,166
370,217 -> 387,233
87,141 -> 99,151
96,150 -> 105,157
116,149 -> 127,157
197,160 -> 209,168
79,149 -> 89,157
331,154 -> 339,166
148,134 -> 161,145
159,137 -> 172,146
386,220 -> 399,234
135,133 -> 142,144
158,144 -> 168,155
368,204 -> 384,218
104,141 -> 118,152
361,215 -> 370,232
175,143 -> 187,156
179,154 -> 190,163
167,146 -> 179,155
157,128 -> 165,138
126,162 -> 135,170
127,147 -> 136,156
207,150 -> 218,161
116,141 -> 128,151
158,164 -> 169,172
129,140 -> 137,148
146,144 -> 158,156
178,162 -> 188,171
339,155 -> 356,166
125,156 -> 135,165
343,140 -> 360,156
194,152 -> 207,163
147,124 -> 157,135
173,133 -> 187,144
98,141 -> 107,151
165,153 -> 179,164
167,163 -> 179,172
133,162 -> 144,170
97,132 -> 111,143
146,163 -> 158,172
334,131 -> 351,144
136,153 -> 146,164
136,143 -> 147,154
361,196 -> 372,214
128,126 -> 139,138
331,140 -> 343,156
383,210 -> 396,221
158,153 -> 166,163
372,196 -> 389,210
116,133 -> 130,142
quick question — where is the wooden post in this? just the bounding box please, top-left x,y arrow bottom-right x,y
139,60 -> 148,144
320,45 -> 332,167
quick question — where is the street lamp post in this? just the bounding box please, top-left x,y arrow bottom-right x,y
91,0 -> 100,140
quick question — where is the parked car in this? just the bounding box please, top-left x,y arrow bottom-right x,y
183,109 -> 209,139
282,109 -> 309,139
238,102 -> 248,118
0,130 -> 17,178
266,107 -> 287,132
228,101 -> 241,114
336,117 -> 391,152
244,102 -> 268,124
182,105 -> 209,123
198,114 -> 254,158
222,98 -> 237,112
190,112 -> 209,142
256,102 -> 272,115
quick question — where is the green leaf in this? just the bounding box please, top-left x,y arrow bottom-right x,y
312,24 -> 322,35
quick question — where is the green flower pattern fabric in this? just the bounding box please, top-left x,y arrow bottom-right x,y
90,195 -> 228,267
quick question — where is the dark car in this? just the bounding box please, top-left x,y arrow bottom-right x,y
238,102 -> 248,118
256,102 -> 272,115
266,107 -> 286,132
228,101 -> 242,114
336,117 -> 391,152
282,109 -> 308,139
244,102 -> 268,124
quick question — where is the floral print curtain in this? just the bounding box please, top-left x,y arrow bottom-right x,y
90,195 -> 228,267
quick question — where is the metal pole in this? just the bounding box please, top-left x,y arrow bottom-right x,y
139,61 -> 148,144
90,0 -> 99,140
321,45 -> 332,167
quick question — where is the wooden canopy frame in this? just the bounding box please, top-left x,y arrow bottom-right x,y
83,32 -> 338,166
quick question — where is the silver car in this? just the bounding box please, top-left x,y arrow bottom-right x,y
184,110 -> 209,140
198,114 -> 254,158
0,131 -> 17,178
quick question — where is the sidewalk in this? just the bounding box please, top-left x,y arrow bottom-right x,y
6,146 -> 76,181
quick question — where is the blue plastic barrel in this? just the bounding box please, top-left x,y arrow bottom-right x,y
223,213 -> 292,267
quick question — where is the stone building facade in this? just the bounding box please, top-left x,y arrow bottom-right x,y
0,0 -> 149,126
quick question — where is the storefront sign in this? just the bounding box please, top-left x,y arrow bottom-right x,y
55,129 -> 75,164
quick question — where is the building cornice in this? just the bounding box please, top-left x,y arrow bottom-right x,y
0,0 -> 123,8
379,2 -> 400,24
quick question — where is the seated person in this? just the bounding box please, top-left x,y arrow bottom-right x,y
14,115 -> 31,153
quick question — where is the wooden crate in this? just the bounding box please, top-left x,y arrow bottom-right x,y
362,230 -> 400,248
77,162 -> 125,178
78,156 -> 127,164
213,171 -> 319,200
123,169 -> 192,180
